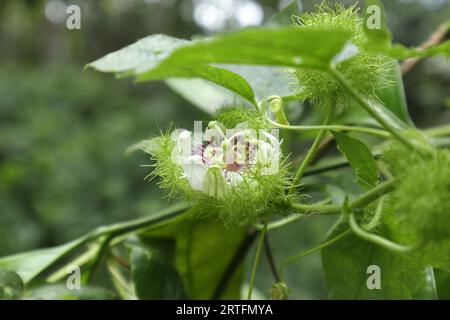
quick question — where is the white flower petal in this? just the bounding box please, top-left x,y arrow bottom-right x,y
182,155 -> 207,191
171,130 -> 193,164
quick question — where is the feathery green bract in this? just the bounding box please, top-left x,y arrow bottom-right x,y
292,1 -> 392,111
384,136 -> 450,242
213,105 -> 268,130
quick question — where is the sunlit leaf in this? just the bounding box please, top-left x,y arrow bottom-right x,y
87,35 -> 256,105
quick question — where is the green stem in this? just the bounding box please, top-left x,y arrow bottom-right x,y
363,196 -> 385,230
91,203 -> 189,238
258,179 -> 396,231
266,116 -> 390,138
247,222 -> 267,300
349,179 -> 396,211
349,213 -> 415,253
425,124 -> 450,137
291,203 -> 342,215
278,229 -> 351,281
289,103 -> 334,195
328,67 -> 424,153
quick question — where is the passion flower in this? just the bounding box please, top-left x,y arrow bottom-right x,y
145,118 -> 292,226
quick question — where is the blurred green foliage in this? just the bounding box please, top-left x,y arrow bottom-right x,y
0,64 -> 205,254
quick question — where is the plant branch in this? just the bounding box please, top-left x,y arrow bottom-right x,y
401,21 -> 450,75
264,234 -> 281,283
247,222 -> 267,300
258,179 -> 397,231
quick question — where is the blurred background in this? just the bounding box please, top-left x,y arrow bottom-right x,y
0,0 -> 449,299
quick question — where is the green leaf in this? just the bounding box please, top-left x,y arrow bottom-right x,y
87,35 -> 256,105
434,268 -> 450,299
88,29 -> 351,107
332,131 -> 378,188
127,237 -> 186,300
0,269 -> 24,299
141,28 -> 350,71
334,67 -> 412,128
367,98 -> 409,129
321,219 -> 436,299
220,64 -> 293,101
376,62 -> 413,125
165,78 -> 247,114
24,284 -> 116,300
0,236 -> 88,285
413,266 -> 438,300
333,90 -> 410,129
87,34 -> 188,73
165,65 -> 293,112
378,199 -> 450,274
142,217 -> 247,299
363,0 -> 392,50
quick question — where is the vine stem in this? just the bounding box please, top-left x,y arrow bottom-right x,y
256,178 -> 397,231
401,20 -> 450,74
266,115 -> 390,138
349,213 -> 415,253
278,229 -> 351,281
364,196 -> 385,230
289,102 -> 334,195
247,222 -> 267,300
